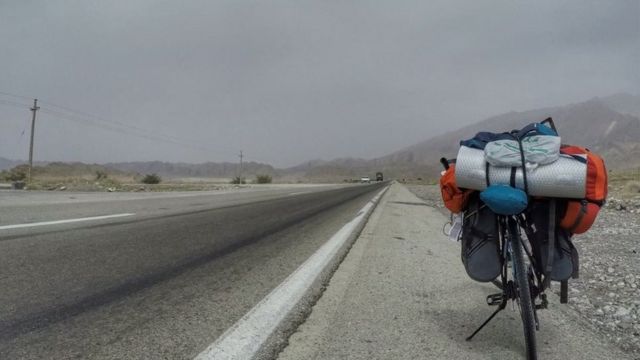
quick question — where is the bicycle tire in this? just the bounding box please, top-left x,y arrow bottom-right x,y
508,218 -> 537,360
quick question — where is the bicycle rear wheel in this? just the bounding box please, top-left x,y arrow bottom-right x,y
508,218 -> 537,360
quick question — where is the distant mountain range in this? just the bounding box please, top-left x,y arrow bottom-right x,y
289,93 -> 640,181
0,159 -> 277,181
0,158 -> 23,171
600,93 -> 640,118
1,93 -> 638,181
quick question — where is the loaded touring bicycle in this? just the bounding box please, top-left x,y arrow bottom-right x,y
440,118 -> 607,359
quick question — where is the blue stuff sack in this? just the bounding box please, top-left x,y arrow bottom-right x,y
517,122 -> 558,137
480,185 -> 528,215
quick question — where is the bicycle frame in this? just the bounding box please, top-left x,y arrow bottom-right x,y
500,215 -> 549,306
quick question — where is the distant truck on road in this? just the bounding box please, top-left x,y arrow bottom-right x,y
376,172 -> 384,182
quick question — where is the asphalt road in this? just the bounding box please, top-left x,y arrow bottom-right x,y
0,184 -> 347,226
0,183 -> 385,359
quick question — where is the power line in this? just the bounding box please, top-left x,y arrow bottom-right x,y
0,99 -> 32,109
37,107 -> 238,158
0,91 -> 196,147
41,101 -> 226,153
37,99 -> 181,141
0,91 -> 215,154
39,107 -> 188,145
0,91 -> 275,165
0,90 -> 33,101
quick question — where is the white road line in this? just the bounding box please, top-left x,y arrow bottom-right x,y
195,187 -> 389,360
0,213 -> 136,230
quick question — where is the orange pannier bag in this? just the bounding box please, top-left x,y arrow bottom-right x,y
560,200 -> 600,234
558,145 -> 607,234
560,145 -> 608,203
440,162 -> 473,214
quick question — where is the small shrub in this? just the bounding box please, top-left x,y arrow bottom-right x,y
255,174 -> 272,184
141,173 -> 162,184
4,165 -> 28,182
230,176 -> 246,184
95,170 -> 108,181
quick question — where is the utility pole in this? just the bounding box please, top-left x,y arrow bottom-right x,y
238,150 -> 244,183
28,98 -> 39,183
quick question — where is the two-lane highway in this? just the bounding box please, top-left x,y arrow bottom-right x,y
0,184 -> 346,228
0,183 -> 384,359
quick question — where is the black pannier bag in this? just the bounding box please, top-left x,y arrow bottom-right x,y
461,193 -> 502,282
527,199 -> 579,281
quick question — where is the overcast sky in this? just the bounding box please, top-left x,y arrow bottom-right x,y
1,1 -> 638,167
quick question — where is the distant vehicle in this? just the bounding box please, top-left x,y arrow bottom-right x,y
360,176 -> 371,183
376,172 -> 383,182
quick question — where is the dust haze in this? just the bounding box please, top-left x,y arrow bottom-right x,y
0,1 -> 638,167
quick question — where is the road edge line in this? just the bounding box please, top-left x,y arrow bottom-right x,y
0,213 -> 136,230
195,185 -> 390,360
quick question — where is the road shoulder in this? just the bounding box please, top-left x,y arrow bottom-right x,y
278,183 -> 632,360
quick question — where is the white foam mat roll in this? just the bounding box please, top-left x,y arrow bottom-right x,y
455,146 -> 587,199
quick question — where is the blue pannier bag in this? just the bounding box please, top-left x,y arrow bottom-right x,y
480,185 -> 528,215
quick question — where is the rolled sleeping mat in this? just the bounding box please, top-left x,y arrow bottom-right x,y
455,146 -> 587,199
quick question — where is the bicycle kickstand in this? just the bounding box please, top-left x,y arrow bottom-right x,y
466,301 -> 507,341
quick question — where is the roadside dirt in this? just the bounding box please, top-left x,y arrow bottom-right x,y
406,184 -> 640,357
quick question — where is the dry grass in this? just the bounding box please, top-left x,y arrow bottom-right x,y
27,175 -> 241,192
16,162 -> 241,191
608,168 -> 640,196
28,174 -> 130,191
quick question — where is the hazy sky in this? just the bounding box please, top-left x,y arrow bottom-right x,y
1,1 -> 638,167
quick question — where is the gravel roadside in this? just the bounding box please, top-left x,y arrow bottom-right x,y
406,184 -> 640,357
